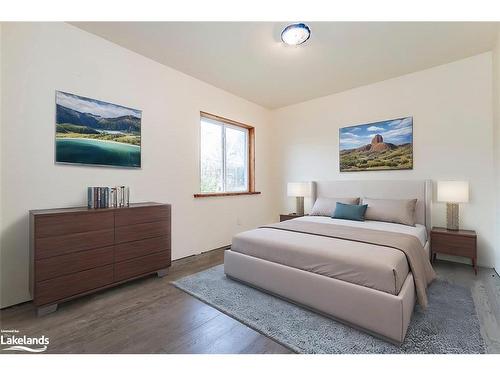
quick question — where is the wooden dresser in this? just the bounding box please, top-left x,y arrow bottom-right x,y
30,202 -> 171,315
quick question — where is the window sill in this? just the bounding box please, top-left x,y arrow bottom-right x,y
193,191 -> 261,198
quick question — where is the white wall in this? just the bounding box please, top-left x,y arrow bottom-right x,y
271,53 -> 496,268
0,23 -> 276,308
493,28 -> 500,273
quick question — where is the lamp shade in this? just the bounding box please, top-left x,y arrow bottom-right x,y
287,182 -> 311,197
437,181 -> 469,203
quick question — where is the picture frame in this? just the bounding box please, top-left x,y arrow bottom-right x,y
55,91 -> 142,168
339,116 -> 413,172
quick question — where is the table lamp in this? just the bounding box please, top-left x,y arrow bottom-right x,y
287,182 -> 311,216
437,181 -> 469,231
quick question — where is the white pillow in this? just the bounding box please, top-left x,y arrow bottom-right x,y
310,197 -> 360,217
361,198 -> 417,226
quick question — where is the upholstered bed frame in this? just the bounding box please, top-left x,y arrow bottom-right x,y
224,180 -> 432,344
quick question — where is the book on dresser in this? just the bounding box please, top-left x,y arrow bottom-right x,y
29,202 -> 171,316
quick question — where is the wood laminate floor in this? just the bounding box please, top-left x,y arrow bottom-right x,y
1,249 -> 499,354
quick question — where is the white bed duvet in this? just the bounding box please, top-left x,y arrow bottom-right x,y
230,216 -> 428,295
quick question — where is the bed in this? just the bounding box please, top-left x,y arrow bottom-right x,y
224,180 -> 434,344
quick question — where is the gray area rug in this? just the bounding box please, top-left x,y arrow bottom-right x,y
172,265 -> 485,354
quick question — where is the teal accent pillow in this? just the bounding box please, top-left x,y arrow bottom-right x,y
332,202 -> 368,221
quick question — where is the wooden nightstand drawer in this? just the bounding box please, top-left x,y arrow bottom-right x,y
431,234 -> 475,257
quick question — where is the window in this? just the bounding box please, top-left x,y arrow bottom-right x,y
196,112 -> 258,197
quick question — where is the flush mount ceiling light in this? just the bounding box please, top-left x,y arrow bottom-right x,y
281,23 -> 311,46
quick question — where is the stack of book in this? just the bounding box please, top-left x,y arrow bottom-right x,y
87,186 -> 130,209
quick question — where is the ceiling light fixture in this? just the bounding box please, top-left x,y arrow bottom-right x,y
281,23 -> 311,46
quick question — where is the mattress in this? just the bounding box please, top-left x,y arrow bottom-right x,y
230,217 -> 428,295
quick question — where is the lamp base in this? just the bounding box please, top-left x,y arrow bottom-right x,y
446,202 -> 459,231
296,196 -> 304,216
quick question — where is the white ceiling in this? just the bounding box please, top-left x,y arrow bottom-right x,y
72,22 -> 498,109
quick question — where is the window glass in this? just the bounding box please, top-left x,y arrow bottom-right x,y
225,126 -> 248,192
200,119 -> 223,193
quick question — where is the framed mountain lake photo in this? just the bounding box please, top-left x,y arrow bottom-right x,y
339,116 -> 413,172
55,91 -> 141,168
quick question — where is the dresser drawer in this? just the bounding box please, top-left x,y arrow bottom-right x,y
115,236 -> 170,262
431,234 -> 476,257
115,205 -> 170,227
115,221 -> 169,244
36,211 -> 114,238
35,229 -> 114,259
114,251 -> 170,282
35,246 -> 114,282
35,264 -> 113,306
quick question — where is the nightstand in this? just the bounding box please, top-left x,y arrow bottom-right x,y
430,227 -> 477,275
279,213 -> 305,222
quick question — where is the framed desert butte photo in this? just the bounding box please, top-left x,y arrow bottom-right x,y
339,116 -> 413,172
55,91 -> 141,168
